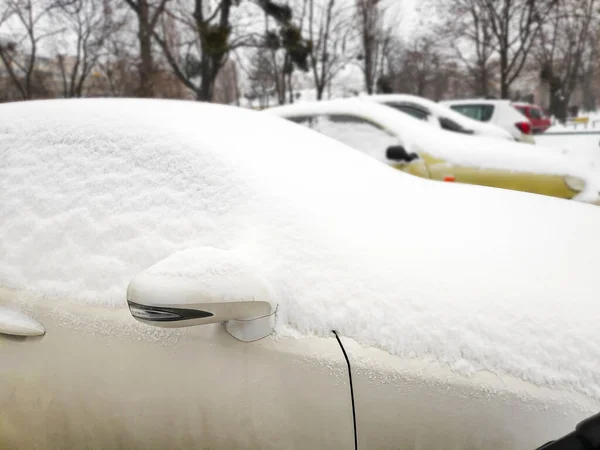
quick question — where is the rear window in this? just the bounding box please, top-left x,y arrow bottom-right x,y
449,104 -> 495,122
529,107 -> 543,119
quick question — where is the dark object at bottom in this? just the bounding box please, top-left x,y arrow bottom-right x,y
536,411 -> 600,449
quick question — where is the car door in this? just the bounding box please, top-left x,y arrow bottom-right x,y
343,337 -> 597,449
0,286 -> 355,449
426,162 -> 577,199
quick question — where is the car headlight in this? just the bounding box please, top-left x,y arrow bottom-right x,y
564,175 -> 586,192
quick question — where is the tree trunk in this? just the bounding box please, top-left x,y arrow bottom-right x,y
500,47 -> 509,98
197,76 -> 214,101
137,2 -> 154,98
316,83 -> 324,100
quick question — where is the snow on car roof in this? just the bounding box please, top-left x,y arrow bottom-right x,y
265,99 -> 599,200
440,98 -> 512,105
3,98 -> 600,401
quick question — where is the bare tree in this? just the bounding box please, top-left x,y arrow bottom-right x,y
440,0 -> 495,96
0,0 -> 60,99
95,5 -> 137,96
152,0 -> 257,101
535,0 -> 597,121
51,0 -> 118,97
381,33 -> 464,100
486,0 -> 557,98
244,44 -> 277,106
578,25 -> 600,112
123,0 -> 171,97
154,0 -> 310,102
354,0 -> 394,94
442,0 -> 557,98
306,0 -> 354,99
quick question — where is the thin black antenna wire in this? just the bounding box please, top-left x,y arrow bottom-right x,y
332,330 -> 358,450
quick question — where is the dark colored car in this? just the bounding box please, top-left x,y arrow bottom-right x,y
513,103 -> 552,134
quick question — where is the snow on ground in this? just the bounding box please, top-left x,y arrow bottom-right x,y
536,111 -> 600,173
3,99 -> 600,401
537,132 -> 600,172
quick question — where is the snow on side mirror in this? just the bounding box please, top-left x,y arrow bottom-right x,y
126,247 -> 277,342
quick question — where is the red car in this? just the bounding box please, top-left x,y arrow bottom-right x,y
513,103 -> 551,134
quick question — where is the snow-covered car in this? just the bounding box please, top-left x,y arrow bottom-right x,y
440,98 -> 537,144
2,99 -> 600,449
363,93 -> 514,141
265,99 -> 600,204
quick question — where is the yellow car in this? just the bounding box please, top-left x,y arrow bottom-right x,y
265,99 -> 600,204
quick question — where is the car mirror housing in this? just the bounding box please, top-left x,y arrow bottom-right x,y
126,247 -> 277,342
386,145 -> 418,163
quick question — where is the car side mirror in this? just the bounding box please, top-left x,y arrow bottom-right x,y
126,247 -> 277,342
386,145 -> 418,163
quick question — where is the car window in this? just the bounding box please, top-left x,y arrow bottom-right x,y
383,102 -> 430,121
313,114 -> 401,163
287,115 -> 317,128
449,104 -> 495,122
438,116 -> 472,134
529,107 -> 543,119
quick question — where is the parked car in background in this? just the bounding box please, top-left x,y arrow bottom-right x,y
440,99 -> 536,144
265,99 -> 599,204
513,103 -> 552,133
362,94 -> 514,141
2,98 -> 600,450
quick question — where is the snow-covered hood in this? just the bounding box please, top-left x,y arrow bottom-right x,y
2,98 -> 600,402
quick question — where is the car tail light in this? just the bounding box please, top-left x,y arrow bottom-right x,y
515,121 -> 532,134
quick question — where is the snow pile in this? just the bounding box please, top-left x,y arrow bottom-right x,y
265,99 -> 600,202
3,99 -> 600,400
536,132 -> 600,173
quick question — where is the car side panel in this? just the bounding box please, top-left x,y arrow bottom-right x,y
427,162 -> 577,199
391,159 -> 431,179
345,339 -> 599,450
0,290 -> 353,450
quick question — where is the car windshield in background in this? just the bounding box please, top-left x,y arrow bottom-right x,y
438,116 -> 473,134
383,102 -> 430,121
529,108 -> 543,119
449,104 -> 495,122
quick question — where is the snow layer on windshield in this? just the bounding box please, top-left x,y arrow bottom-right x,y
3,99 -> 600,401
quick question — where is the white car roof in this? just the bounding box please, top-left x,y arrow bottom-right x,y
440,98 -> 513,105
265,99 -> 597,198
362,94 -> 513,139
3,98 -> 600,402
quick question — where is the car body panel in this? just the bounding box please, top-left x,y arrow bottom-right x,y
0,288 -> 354,450
426,160 -> 577,198
441,99 -> 537,144
514,104 -> 552,134
2,287 -> 597,450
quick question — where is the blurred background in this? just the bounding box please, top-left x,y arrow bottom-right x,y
0,0 -> 597,124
